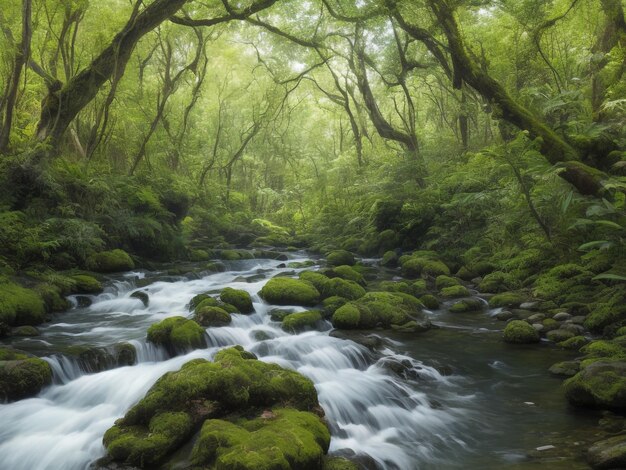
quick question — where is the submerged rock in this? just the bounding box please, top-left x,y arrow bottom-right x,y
102,346 -> 327,469
129,290 -> 149,307
259,277 -> 321,306
0,347 -> 52,402
587,435 -> 626,469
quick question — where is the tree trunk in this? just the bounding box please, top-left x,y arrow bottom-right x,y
36,0 -> 190,147
0,0 -> 32,154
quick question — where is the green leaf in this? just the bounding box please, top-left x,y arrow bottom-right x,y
578,240 -> 611,251
593,273 -> 626,282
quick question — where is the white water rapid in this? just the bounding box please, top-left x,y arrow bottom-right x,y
0,256 -> 477,470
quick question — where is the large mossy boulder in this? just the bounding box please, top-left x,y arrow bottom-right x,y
0,348 -> 52,402
503,320 -> 540,344
332,291 -> 428,330
564,361 -> 626,410
220,287 -> 254,314
70,274 -> 103,294
299,271 -> 365,301
103,347 -> 325,468
449,298 -> 483,313
440,285 -> 470,298
195,306 -> 231,327
191,408 -> 330,469
326,265 -> 366,286
147,317 -> 207,355
478,271 -> 515,293
0,281 -> 46,326
326,250 -> 355,267
86,249 -> 135,273
282,311 -> 323,333
401,257 -> 450,278
489,292 -> 527,308
259,278 -> 321,306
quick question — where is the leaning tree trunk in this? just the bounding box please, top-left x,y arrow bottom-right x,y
422,0 -> 610,197
36,0 -> 189,147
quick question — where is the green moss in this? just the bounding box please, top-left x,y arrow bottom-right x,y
503,320 -> 540,344
191,408 -> 330,469
282,311 -> 322,333
322,296 -> 348,317
435,275 -> 460,290
456,266 -> 477,281
533,264 -> 594,304
195,306 -> 231,327
478,272 -> 515,293
12,326 -> 40,336
420,294 -> 439,309
70,275 -> 103,294
381,251 -> 398,267
585,303 -> 626,333
558,336 -> 588,350
0,282 -> 46,326
121,347 -> 319,427
147,317 -> 206,354
332,304 -> 361,329
323,457 -> 360,470
401,257 -> 450,278
104,411 -> 194,467
331,292 -> 426,330
440,285 -> 470,298
489,292 -> 526,308
378,281 -> 413,295
195,297 -> 239,314
220,288 -> 254,314
581,341 -> 626,360
329,265 -> 365,285
86,249 -> 134,273
542,318 -> 559,331
564,361 -> 626,409
260,278 -> 321,306
0,349 -> 52,402
412,280 -> 428,296
34,283 -> 70,312
326,250 -> 355,266
449,298 -> 483,313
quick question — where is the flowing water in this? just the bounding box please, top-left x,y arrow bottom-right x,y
0,255 -> 600,469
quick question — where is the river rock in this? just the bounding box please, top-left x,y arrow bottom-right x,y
553,312 -> 572,322
450,298 -> 483,313
503,320 -> 540,344
11,325 -> 40,336
130,290 -> 149,307
569,315 -> 587,325
495,310 -> 514,321
259,277 -> 321,306
532,323 -> 544,332
549,361 -> 580,377
565,361 -> 626,409
0,348 -> 52,402
147,317 -> 207,356
101,347 -> 329,469
587,435 -> 626,469
520,301 -> 541,311
527,313 -> 546,323
281,311 -> 323,333
560,323 -> 586,336
546,329 -> 575,343
328,330 -> 383,350
220,287 -> 254,313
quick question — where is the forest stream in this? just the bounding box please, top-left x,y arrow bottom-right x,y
0,254 -> 601,470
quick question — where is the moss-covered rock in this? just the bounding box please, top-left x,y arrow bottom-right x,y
191,408 -> 330,469
503,320 -> 540,344
0,348 -> 52,402
220,288 -> 254,314
478,271 -> 515,293
435,275 -> 460,290
70,275 -> 103,294
401,257 -> 450,278
456,266 -> 477,281
323,457 -> 360,470
327,265 -> 366,286
104,411 -> 194,467
585,303 -> 626,333
322,296 -> 348,317
587,434 -> 626,469
104,347 -> 323,468
35,283 -> 71,312
0,281 -> 46,326
326,250 -> 355,267
440,285 -> 470,298
420,294 -> 439,309
195,306 -> 232,327
381,251 -> 399,267
260,278 -> 321,306
282,311 -> 323,333
564,361 -> 626,410
12,325 -> 40,336
449,298 -> 483,313
195,296 -> 239,314
332,292 -> 427,330
86,249 -> 135,273
130,290 -> 149,307
489,292 -> 527,308
147,317 -> 206,355
558,335 -> 589,350
299,271 -> 365,300
533,264 -> 595,305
